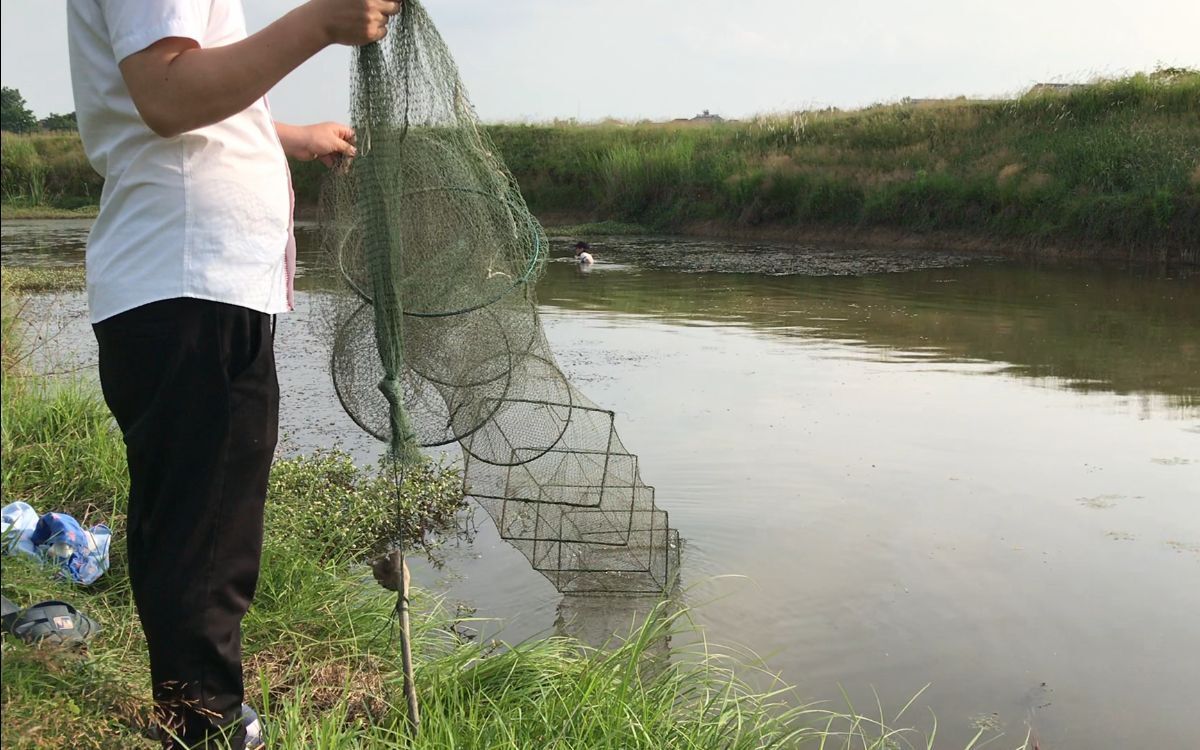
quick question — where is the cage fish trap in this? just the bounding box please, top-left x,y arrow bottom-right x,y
320,0 -> 679,595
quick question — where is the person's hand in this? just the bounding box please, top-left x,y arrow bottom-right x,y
279,122 -> 356,168
304,0 -> 402,47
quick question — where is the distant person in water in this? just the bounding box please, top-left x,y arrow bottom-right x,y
574,241 -> 595,265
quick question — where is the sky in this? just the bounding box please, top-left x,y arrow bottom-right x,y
2,0 -> 1197,125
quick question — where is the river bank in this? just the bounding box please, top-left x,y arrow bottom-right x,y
1,208 -> 1193,266
4,71 -> 1197,263
0,205 -> 98,220
490,69 -> 1199,263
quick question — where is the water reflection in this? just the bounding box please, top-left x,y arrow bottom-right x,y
554,594 -> 676,658
532,244 -> 1200,412
6,221 -> 1196,413
0,219 -> 91,263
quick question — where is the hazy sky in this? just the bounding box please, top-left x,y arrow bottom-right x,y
3,0 -> 1197,124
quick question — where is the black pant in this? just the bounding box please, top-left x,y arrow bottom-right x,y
94,298 -> 278,749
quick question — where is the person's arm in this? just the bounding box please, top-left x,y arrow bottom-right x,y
276,121 -> 357,167
119,0 -> 400,138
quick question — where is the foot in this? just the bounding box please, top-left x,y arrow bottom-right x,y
242,704 -> 265,750
142,704 -> 264,748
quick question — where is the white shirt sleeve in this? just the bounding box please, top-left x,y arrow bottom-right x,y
101,0 -> 212,62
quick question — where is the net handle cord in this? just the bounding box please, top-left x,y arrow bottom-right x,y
355,31 -> 422,466
356,9 -> 421,734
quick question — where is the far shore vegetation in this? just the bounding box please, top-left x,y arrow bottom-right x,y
3,69 -> 1197,262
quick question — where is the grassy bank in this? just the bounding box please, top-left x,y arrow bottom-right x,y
1,282 -> 1014,748
1,131 -> 101,212
484,69 -> 1200,260
3,71 -> 1197,260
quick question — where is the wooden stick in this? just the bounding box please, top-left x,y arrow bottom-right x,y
370,548 -> 420,735
397,554 -> 420,735
376,455 -> 420,735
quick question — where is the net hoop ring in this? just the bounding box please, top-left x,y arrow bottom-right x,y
330,301 -> 512,448
332,186 -> 546,318
459,352 -> 576,467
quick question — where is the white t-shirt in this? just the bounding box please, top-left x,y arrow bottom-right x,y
577,251 -> 594,264
68,0 -> 293,324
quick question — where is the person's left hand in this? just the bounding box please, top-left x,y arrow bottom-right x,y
279,121 -> 356,168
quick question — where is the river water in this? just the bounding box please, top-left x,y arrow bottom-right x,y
3,220 -> 1198,749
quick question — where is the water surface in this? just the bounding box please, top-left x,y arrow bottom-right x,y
3,221 -> 1198,749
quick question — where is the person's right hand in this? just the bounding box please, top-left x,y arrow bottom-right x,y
306,0 -> 403,47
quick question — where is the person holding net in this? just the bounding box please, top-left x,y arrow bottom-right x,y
67,1 -> 401,747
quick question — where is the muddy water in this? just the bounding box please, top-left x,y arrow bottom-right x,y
3,221 -> 1198,749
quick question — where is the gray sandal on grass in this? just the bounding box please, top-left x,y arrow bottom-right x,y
0,595 -> 19,633
4,599 -> 100,646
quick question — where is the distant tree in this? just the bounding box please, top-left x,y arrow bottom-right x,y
1150,65 -> 1199,82
40,112 -> 78,131
1,86 -> 37,133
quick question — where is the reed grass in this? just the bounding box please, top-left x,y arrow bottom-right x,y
0,205 -> 98,220
0,131 -> 101,210
485,69 -> 1200,257
0,267 -> 85,294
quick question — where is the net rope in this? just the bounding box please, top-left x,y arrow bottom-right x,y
320,0 -> 679,595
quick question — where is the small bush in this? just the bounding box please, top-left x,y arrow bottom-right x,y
265,451 -> 465,563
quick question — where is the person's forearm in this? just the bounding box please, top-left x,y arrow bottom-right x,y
275,122 -> 305,159
131,5 -> 329,138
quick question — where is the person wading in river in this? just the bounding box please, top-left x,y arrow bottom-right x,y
574,241 -> 595,265
67,1 -> 401,747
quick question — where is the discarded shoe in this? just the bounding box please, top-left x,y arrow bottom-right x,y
5,599 -> 101,646
0,595 -> 20,632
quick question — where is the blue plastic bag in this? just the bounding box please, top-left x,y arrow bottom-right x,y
29,512 -> 112,586
1,501 -> 40,557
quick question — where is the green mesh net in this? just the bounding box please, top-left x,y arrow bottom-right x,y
321,0 -> 678,595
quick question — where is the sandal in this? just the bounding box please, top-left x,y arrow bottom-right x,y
0,595 -> 20,633
6,600 -> 100,646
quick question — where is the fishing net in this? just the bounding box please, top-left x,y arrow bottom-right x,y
320,0 -> 678,595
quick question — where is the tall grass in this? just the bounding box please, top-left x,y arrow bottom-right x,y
486,69 -> 1200,257
0,131 -> 101,209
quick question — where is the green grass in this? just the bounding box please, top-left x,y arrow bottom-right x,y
0,267 -> 86,294
486,69 -> 1200,258
1,131 -> 101,211
1,275 -> 1024,749
546,220 -> 655,237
